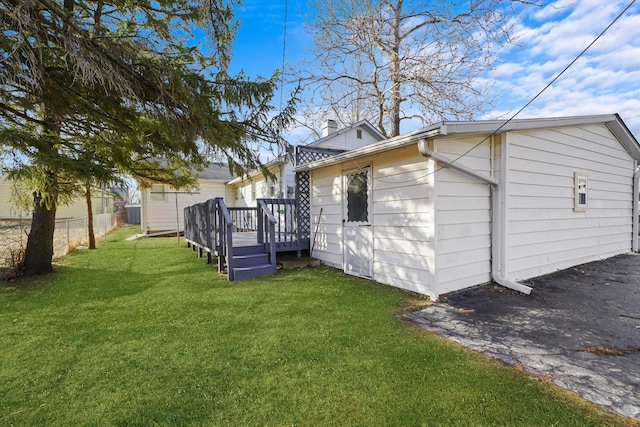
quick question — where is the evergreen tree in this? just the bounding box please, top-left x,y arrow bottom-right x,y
0,0 -> 295,275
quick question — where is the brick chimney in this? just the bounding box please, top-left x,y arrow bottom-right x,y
321,119 -> 338,137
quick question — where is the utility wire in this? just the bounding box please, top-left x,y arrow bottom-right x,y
279,0 -> 288,112
376,0 -> 637,184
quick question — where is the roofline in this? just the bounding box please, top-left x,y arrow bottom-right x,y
226,156 -> 288,185
294,114 -> 640,172
294,126 -> 443,172
306,119 -> 386,148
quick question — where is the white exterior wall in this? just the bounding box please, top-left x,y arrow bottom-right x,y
230,162 -> 292,208
314,126 -> 381,151
142,180 -> 227,233
1,177 -> 114,219
309,147 -> 437,297
432,137 -> 493,296
309,164 -> 343,268
371,148 -> 435,296
503,124 -> 636,281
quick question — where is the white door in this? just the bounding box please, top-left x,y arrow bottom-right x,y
343,167 -> 372,278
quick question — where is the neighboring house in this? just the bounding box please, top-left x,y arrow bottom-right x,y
226,155 -> 295,208
227,119 -> 386,209
0,176 -> 115,220
294,114 -> 640,301
140,163 -> 235,234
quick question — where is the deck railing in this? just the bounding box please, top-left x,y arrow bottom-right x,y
257,198 -> 304,252
215,198 -> 235,280
228,207 -> 258,232
257,200 -> 277,267
185,197 -> 307,262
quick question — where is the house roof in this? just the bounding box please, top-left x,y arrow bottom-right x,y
225,156 -> 288,185
196,163 -> 236,182
294,114 -> 640,172
305,119 -> 386,147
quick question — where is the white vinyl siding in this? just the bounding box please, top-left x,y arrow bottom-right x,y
0,177 -> 114,219
142,181 -> 227,233
371,150 -> 434,296
309,165 -> 343,268
308,148 -> 436,297
314,127 -> 381,151
504,124 -> 635,281
432,137 -> 493,296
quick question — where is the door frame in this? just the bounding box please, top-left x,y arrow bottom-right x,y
342,165 -> 373,278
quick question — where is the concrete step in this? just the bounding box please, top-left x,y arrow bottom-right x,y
232,263 -> 276,280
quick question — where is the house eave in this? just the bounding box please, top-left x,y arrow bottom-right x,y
294,126 -> 444,172
227,157 -> 288,185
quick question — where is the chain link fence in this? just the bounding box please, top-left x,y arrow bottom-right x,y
0,213 -> 120,273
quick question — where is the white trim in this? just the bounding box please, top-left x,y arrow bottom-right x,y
295,127 -> 443,172
573,172 -> 588,212
295,115 -> 640,173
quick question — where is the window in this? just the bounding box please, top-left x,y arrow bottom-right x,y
346,169 -> 369,223
251,182 -> 256,201
356,129 -> 363,139
236,187 -> 242,200
150,184 -> 166,201
574,172 -> 588,212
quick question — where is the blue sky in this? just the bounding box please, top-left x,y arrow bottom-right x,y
228,0 -> 640,144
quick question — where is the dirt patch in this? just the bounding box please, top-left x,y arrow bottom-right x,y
574,345 -> 640,356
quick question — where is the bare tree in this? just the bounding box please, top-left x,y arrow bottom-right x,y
297,0 -> 539,137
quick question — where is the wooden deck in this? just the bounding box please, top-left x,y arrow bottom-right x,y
232,231 -> 259,247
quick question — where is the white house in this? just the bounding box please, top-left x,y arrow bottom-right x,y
294,114 -> 640,301
140,163 -> 234,234
0,176 -> 115,220
227,119 -> 387,207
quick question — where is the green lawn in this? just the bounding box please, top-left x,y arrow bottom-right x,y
0,226 -> 634,426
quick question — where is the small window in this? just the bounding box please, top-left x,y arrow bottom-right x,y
574,172 -> 588,212
251,182 -> 256,201
356,129 -> 363,139
236,187 -> 242,200
150,184 -> 166,201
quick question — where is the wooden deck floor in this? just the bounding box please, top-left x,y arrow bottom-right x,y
232,231 -> 259,247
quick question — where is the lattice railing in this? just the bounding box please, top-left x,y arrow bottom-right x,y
294,146 -> 344,241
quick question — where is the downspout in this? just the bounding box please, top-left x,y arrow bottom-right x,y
633,162 -> 640,252
418,138 -> 532,295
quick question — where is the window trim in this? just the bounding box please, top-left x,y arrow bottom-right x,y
574,172 -> 588,212
149,184 -> 166,202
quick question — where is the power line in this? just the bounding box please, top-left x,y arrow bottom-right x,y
376,0 -> 637,184
279,0 -> 288,112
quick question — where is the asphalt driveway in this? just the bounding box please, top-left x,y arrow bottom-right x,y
401,254 -> 640,421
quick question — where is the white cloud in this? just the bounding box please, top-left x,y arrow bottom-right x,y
483,0 -> 640,134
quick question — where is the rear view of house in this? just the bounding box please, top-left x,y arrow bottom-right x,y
295,115 -> 640,300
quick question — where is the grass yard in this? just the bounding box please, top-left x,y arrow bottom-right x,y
0,226 -> 635,426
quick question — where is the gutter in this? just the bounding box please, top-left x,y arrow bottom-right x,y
417,139 -> 498,186
418,137 -> 532,296
295,127 -> 444,172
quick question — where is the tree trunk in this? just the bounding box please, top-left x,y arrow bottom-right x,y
22,192 -> 56,276
85,183 -> 96,249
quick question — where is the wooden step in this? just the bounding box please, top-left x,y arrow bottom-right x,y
233,253 -> 269,268
233,263 -> 276,280
232,245 -> 265,255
